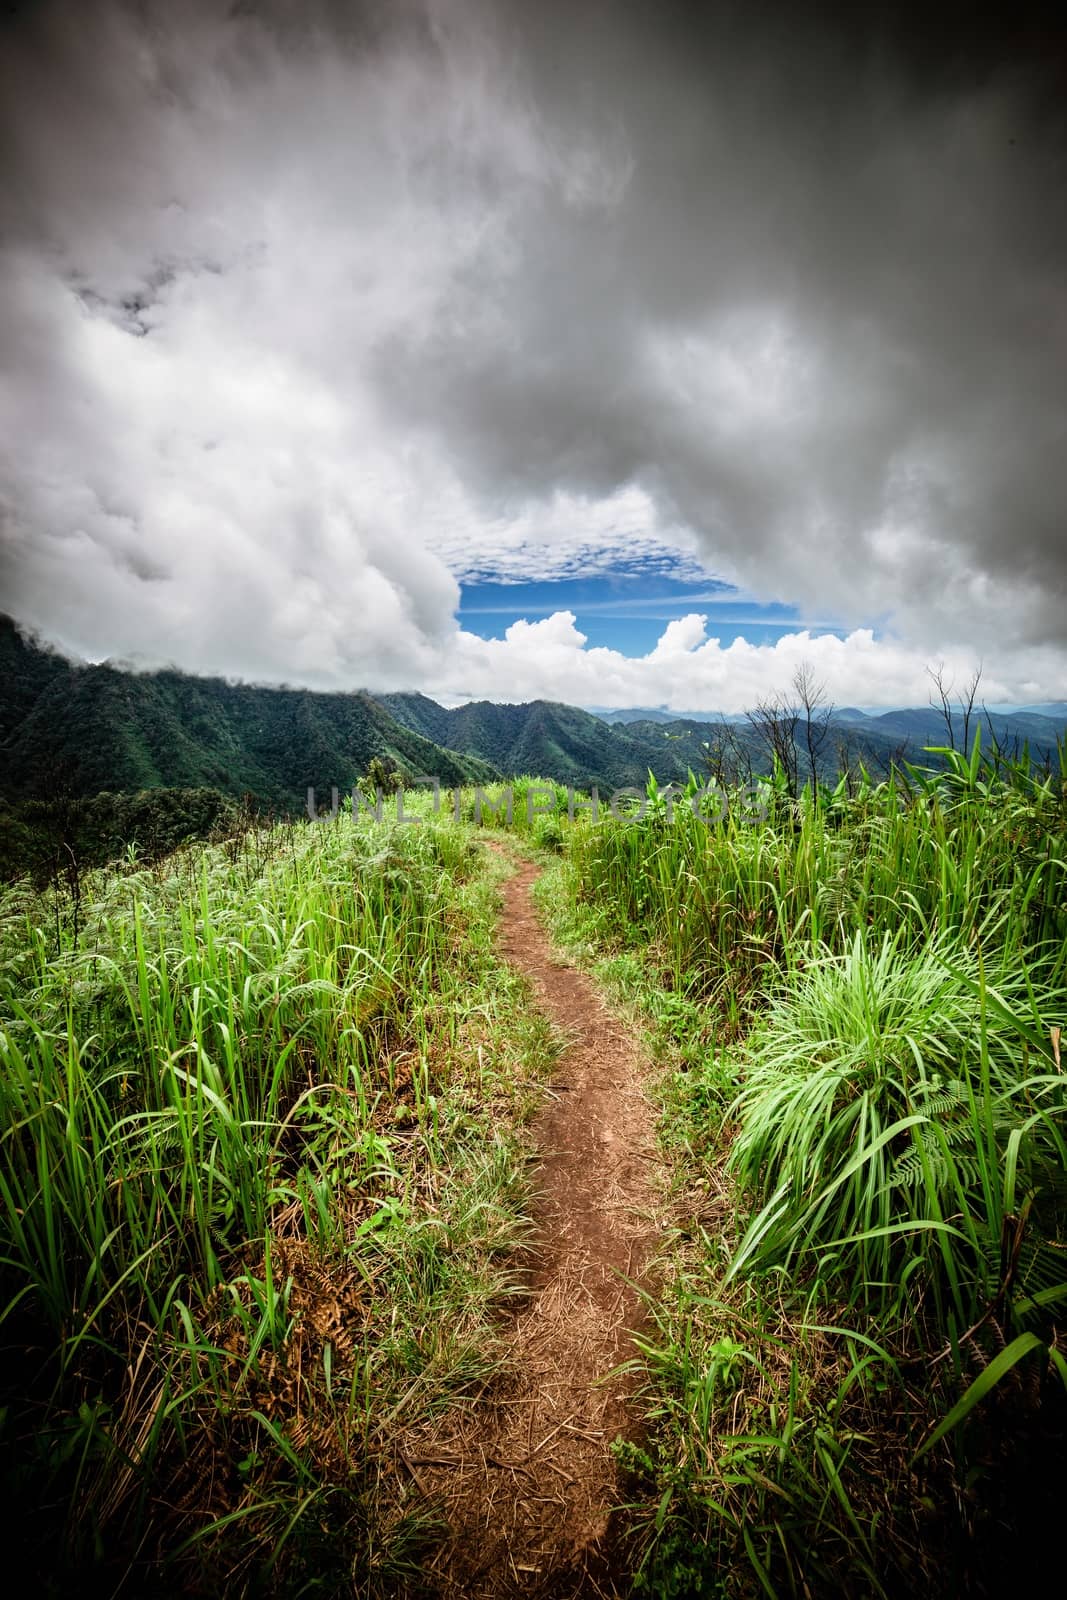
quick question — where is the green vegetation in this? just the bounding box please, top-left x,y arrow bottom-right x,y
0,617 -> 494,812
0,804 -> 558,1593
381,680 -> 1067,796
4,650 -> 1067,1596
0,786 -> 247,886
540,739 -> 1067,1596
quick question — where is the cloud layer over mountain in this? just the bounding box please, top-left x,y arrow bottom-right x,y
1,0 -> 1064,708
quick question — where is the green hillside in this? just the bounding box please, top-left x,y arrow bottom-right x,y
0,614 -> 72,742
0,618 -> 496,809
387,694 -> 1067,794
3,745 -> 1065,1594
383,694 -> 929,791
382,694 -> 706,789
375,690 -> 454,746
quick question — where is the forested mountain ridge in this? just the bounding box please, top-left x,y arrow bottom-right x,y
380,694 -> 704,790
0,617 -> 495,808
0,613 -> 71,742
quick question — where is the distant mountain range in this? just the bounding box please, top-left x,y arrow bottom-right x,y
2,617 -> 1064,812
594,707 -> 723,725
810,702 -> 1067,752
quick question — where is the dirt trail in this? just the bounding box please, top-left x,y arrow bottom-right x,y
412,851 -> 661,1597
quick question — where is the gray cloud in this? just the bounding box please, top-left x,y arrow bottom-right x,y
369,1 -> 1067,645
0,0 -> 1064,699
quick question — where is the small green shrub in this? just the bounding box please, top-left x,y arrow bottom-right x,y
532,814 -> 564,852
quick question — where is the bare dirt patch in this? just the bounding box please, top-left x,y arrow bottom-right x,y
409,850 -> 661,1597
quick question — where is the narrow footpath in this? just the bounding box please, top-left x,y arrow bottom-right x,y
411,850 -> 661,1597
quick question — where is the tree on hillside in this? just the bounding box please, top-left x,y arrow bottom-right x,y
927,662 -> 982,752
744,665 -> 834,799
362,756 -> 405,796
745,692 -> 800,796
701,716 -> 753,788
793,662 -> 834,795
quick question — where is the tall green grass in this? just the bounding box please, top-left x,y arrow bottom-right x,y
568,754 -> 1066,1007
556,742 -> 1067,1595
0,812 -> 555,1592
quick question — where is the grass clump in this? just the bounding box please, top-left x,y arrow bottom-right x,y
729,930 -> 1067,1322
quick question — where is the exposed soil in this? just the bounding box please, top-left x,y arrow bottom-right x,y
409,849 -> 661,1597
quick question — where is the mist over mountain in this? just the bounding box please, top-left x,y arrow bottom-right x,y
0,618 -> 493,809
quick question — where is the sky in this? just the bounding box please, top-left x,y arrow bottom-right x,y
1,0 -> 1065,713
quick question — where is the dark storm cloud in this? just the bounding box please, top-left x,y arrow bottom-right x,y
368,0 -> 1067,646
0,0 -> 1064,701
